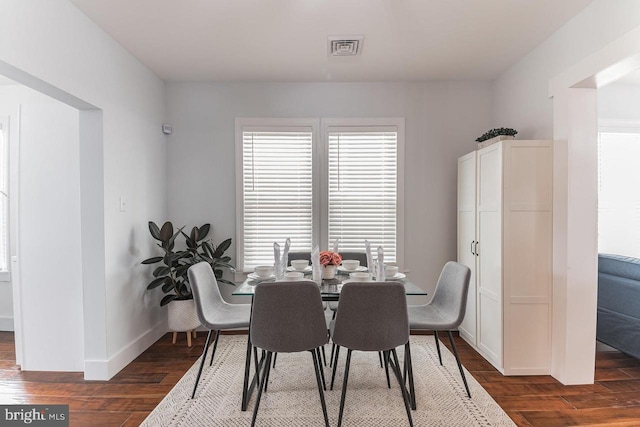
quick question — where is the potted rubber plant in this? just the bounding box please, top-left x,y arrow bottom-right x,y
142,221 -> 235,344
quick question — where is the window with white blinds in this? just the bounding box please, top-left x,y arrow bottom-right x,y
236,118 -> 403,272
327,129 -> 398,262
598,131 -> 640,258
240,126 -> 314,269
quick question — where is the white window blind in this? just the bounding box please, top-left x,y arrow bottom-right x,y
598,131 -> 640,258
241,129 -> 313,268
328,129 -> 397,262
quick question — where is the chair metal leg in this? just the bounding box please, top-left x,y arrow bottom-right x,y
403,349 -> 407,385
265,352 -> 273,392
390,349 -> 414,427
378,351 -> 384,368
311,348 -> 331,427
253,346 -> 261,386
330,345 -> 341,390
241,334 -> 253,411
315,348 -> 326,390
447,331 -> 471,398
250,351 -> 272,427
272,352 -> 277,368
337,349 -> 353,427
321,345 -> 327,366
434,331 -> 443,366
208,330 -> 220,366
405,342 -> 416,410
191,329 -> 213,399
383,350 -> 391,389
329,343 -> 336,367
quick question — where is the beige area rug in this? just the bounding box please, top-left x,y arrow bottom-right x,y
141,336 -> 515,426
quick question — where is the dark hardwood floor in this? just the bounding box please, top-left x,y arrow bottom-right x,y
1,330 -> 639,426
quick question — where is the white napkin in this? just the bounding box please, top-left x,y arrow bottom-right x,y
311,246 -> 321,284
273,238 -> 291,280
332,238 -> 339,253
281,238 -> 291,276
273,242 -> 282,280
365,240 -> 374,274
376,246 -> 385,282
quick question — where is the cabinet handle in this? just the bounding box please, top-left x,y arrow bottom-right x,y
470,240 -> 475,255
475,241 -> 479,256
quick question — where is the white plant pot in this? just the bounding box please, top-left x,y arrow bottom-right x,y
167,299 -> 201,332
322,265 -> 337,280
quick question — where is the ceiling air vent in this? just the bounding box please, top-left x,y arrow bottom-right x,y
328,35 -> 364,57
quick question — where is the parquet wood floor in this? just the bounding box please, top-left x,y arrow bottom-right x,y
1,331 -> 639,426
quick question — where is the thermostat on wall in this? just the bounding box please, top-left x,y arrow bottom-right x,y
162,124 -> 173,135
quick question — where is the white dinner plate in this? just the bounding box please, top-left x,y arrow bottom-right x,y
286,266 -> 312,273
343,273 -> 406,281
337,266 -> 368,273
248,272 -> 275,280
374,273 -> 406,280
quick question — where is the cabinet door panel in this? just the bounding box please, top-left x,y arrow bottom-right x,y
479,292 -> 502,365
477,144 -> 502,368
478,211 -> 501,297
457,153 -> 477,343
458,212 -> 477,341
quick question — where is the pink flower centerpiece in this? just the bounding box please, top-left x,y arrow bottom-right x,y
319,251 -> 342,266
319,251 -> 342,279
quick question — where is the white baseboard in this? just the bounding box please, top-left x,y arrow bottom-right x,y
0,316 -> 14,331
84,322 -> 167,380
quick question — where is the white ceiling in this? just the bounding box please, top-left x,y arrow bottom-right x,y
70,0 -> 593,82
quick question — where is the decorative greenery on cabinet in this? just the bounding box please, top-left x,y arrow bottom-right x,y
475,127 -> 518,142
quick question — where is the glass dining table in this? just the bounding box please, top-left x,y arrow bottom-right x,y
232,274 -> 427,300
232,272 -> 427,411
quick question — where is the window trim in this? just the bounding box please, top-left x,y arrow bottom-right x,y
320,118 -> 405,270
0,117 -> 9,278
234,118 -> 320,276
599,119 -> 640,134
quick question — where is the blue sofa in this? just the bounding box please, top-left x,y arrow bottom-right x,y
597,253 -> 640,359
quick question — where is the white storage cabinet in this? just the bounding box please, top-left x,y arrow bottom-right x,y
457,140 -> 553,375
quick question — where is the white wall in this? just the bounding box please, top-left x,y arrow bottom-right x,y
598,83 -> 640,121
0,0 -> 167,378
166,82 -> 493,301
493,0 -> 640,139
493,0 -> 640,384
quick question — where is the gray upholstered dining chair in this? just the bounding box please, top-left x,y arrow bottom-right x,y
330,281 -> 414,427
328,251 -> 368,320
249,280 -> 330,427
287,251 -> 313,263
327,252 -> 388,369
408,261 -> 472,398
187,262 -> 252,399
330,252 -> 367,318
281,251 -> 328,366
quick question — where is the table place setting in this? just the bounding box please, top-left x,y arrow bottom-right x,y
336,264 -> 367,273
246,238 -> 407,288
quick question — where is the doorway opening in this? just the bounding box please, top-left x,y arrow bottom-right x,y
0,63 -> 106,378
